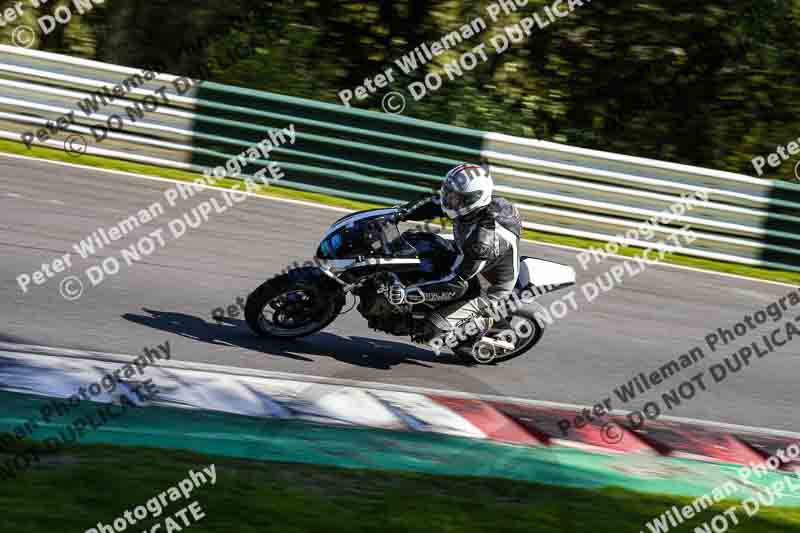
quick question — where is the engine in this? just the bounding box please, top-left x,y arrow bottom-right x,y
353,231 -> 459,336
356,282 -> 413,335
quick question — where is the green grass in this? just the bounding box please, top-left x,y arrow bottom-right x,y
1,442 -> 799,532
3,138 -> 799,285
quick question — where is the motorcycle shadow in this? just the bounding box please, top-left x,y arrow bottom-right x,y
122,308 -> 460,370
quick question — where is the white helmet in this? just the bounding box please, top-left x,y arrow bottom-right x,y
439,164 -> 493,219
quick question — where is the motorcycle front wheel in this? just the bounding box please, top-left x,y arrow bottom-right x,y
245,268 -> 345,339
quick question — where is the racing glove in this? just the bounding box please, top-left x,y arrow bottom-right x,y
387,283 -> 426,306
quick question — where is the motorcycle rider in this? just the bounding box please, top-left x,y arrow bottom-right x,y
391,163 -> 522,357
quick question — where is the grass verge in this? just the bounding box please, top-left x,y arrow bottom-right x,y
1,442 -> 799,532
2,138 -> 799,285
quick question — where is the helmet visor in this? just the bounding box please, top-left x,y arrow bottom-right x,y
441,185 -> 483,212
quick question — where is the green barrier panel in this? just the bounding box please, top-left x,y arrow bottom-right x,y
189,82 -> 485,202
2,391 -> 799,506
762,184 -> 800,268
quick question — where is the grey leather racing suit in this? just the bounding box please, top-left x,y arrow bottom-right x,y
400,194 -> 523,337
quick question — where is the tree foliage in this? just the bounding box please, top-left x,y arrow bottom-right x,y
2,0 -> 799,179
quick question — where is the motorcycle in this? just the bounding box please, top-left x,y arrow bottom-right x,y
245,207 -> 576,364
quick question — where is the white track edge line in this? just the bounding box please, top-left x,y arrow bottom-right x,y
0,152 -> 352,214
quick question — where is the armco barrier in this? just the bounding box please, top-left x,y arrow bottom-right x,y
1,45 -> 799,271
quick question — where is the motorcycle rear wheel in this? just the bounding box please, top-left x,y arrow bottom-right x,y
454,301 -> 547,365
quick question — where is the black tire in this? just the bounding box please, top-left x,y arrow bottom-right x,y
245,267 -> 345,339
454,301 -> 547,365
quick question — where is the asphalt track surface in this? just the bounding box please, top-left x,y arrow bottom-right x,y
1,154 -> 798,432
